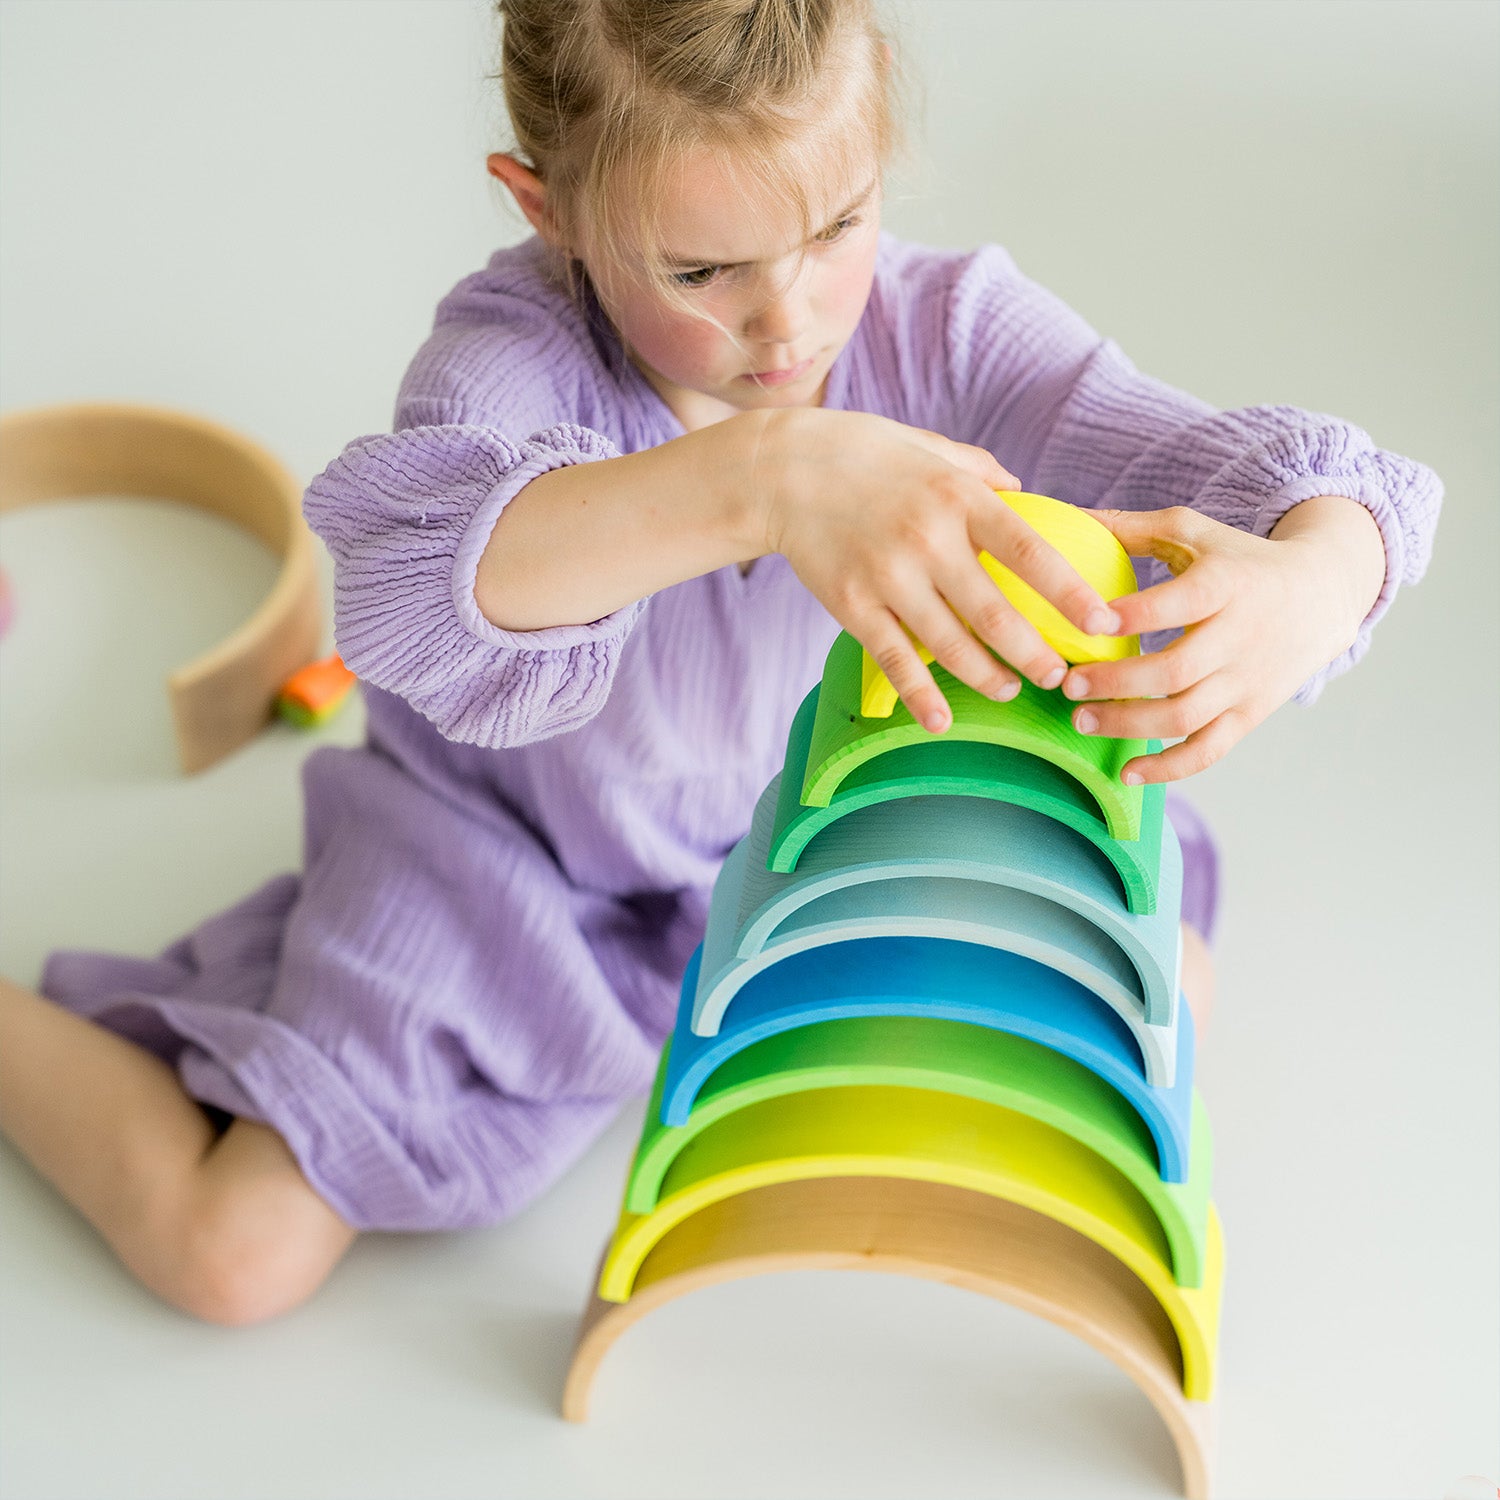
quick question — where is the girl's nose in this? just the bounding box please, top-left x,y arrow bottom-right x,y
743,267 -> 810,344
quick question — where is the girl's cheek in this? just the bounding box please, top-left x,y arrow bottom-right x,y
642,310 -> 723,377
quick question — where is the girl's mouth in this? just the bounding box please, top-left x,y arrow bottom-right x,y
743,356 -> 814,387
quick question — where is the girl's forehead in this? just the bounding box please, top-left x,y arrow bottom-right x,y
653,145 -> 879,269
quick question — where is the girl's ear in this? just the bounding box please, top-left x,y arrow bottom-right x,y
486,153 -> 567,249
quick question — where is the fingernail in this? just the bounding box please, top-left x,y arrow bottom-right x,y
1064,674 -> 1090,700
924,710 -> 950,734
992,680 -> 1021,702
1075,709 -> 1098,734
1086,608 -> 1120,635
1039,665 -> 1065,691
1123,770 -> 1144,786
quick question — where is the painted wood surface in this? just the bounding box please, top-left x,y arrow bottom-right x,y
802,632 -> 1148,841
696,775 -> 1183,1042
771,687 -> 1167,914
597,1098 -> 1224,1397
858,491 -> 1142,718
629,1015 -> 1213,1286
664,940 -> 1197,1183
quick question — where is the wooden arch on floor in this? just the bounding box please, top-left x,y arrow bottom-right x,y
0,401 -> 320,773
564,1175 -> 1216,1499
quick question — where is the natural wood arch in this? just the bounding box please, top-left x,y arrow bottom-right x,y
0,401 -> 321,772
565,1176 -> 1216,1498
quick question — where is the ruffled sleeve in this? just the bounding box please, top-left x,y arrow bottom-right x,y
944,243 -> 1443,703
303,415 -> 646,747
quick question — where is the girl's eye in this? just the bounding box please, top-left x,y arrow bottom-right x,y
815,214 -> 859,243
670,265 -> 720,289
668,215 -> 860,289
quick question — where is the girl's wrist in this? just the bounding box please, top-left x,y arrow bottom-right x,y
1269,493 -> 1387,637
726,406 -> 801,561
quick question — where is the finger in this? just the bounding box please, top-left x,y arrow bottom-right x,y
1108,559 -> 1233,639
975,501 -> 1118,641
1063,626 -> 1222,704
905,427 -> 1021,492
1117,708 -> 1255,785
935,553 -> 1067,690
1071,672 -> 1234,745
897,581 -> 1026,703
859,609 -> 960,734
954,444 -> 1021,493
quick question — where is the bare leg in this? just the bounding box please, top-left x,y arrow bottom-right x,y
1178,921 -> 1215,1044
0,976 -> 355,1325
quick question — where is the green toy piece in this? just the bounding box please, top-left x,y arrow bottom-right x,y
626,1014 -> 1213,1288
771,686 -> 1166,913
801,631 -> 1149,842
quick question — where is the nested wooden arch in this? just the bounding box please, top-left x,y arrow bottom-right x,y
0,401 -> 320,772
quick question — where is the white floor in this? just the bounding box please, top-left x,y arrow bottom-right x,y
1,4 -> 1495,1498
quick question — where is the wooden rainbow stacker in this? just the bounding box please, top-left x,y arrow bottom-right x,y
562,499 -> 1224,1499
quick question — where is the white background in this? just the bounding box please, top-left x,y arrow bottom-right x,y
1,2 -> 1495,1496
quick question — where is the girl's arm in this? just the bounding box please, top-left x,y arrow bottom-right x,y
475,408 -> 1127,738
469,417 -> 764,631
932,243 -> 1442,780
306,401 -> 1096,746
307,244 -> 1118,748
303,417 -> 654,749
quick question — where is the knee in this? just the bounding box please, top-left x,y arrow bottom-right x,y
158,1189 -> 351,1328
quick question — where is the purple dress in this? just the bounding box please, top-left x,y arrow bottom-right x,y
41,233 -> 1442,1231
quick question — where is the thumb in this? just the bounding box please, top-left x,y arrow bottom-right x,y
1090,505 -> 1204,570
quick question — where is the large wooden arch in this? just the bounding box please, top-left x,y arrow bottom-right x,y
0,401 -> 321,772
565,1175 -> 1216,1498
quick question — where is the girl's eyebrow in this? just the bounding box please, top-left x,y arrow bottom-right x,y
662,179 -> 878,269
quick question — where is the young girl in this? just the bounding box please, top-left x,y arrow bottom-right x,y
0,0 -> 1440,1329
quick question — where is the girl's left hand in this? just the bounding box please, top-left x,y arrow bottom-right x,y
1060,501 -> 1382,784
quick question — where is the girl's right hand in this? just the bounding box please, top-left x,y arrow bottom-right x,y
748,408 -> 1121,734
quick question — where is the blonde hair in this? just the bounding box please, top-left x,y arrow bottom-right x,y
489,0 -> 912,336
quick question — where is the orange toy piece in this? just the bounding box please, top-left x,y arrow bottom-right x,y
277,653 -> 357,727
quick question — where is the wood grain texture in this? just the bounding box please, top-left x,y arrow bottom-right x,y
0,401 -> 320,772
564,1176 -> 1217,1498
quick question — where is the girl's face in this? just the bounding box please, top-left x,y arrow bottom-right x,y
580,146 -> 883,432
